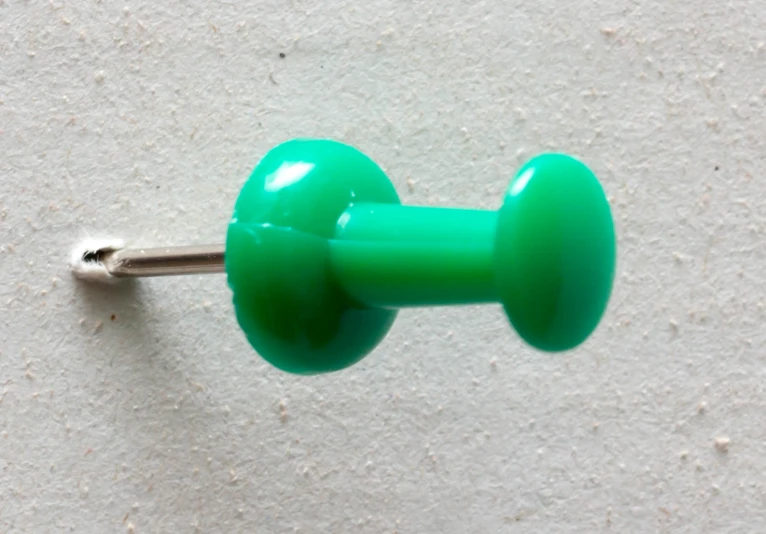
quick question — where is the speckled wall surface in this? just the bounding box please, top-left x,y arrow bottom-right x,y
1,1 -> 765,531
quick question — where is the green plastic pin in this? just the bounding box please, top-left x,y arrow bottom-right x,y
75,138 -> 616,375
226,139 -> 616,374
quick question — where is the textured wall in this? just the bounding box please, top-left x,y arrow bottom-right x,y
2,0 -> 765,532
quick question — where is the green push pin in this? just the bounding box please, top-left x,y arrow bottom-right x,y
73,139 -> 616,375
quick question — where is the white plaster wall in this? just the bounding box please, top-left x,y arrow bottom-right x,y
2,0 -> 765,532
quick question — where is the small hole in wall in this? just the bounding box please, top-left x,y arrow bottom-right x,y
82,250 -> 103,264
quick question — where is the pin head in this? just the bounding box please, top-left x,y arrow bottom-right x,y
495,153 -> 616,352
225,139 -> 400,374
225,139 -> 616,374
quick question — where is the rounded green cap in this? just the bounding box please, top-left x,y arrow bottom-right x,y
225,139 -> 400,374
494,153 -> 616,352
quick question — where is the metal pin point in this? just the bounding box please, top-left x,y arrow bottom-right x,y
92,244 -> 225,277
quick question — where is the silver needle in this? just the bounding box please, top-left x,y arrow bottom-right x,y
87,244 -> 225,277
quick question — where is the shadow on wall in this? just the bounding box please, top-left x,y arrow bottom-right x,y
70,276 -> 219,443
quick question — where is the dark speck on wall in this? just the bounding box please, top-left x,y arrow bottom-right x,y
110,314 -> 116,321
279,52 -> 286,59
715,165 -> 720,171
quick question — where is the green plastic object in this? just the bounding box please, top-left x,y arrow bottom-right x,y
225,138 -> 616,374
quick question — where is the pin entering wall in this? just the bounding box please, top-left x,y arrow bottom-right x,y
70,242 -> 224,280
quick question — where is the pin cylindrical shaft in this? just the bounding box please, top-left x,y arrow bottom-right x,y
99,245 -> 225,277
330,203 -> 499,308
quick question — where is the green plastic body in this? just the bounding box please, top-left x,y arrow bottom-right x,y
225,139 -> 615,374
